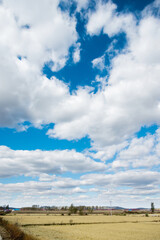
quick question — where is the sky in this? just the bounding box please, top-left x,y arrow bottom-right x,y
0,0 -> 160,208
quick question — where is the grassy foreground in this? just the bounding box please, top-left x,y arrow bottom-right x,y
2,214 -> 160,240
0,217 -> 37,240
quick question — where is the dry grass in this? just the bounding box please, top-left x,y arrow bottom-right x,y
3,213 -> 160,225
21,222 -> 160,240
0,218 -> 37,240
2,214 -> 160,240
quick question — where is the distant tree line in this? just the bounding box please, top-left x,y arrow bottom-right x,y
68,204 -> 94,215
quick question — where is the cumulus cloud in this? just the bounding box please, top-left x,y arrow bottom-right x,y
1,0 -> 160,149
0,169 -> 160,207
0,181 -> 86,195
48,1 -> 160,147
81,170 -> 160,188
0,0 -> 79,128
88,141 -> 128,162
92,55 -> 105,71
1,129 -> 159,207
2,0 -> 78,71
75,0 -> 89,11
1,0 -> 160,207
111,129 -> 160,169
73,42 -> 81,63
0,146 -> 106,178
87,1 -> 135,38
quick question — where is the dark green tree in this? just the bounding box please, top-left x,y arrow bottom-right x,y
68,204 -> 78,214
79,206 -> 85,215
151,202 -> 155,213
87,207 -> 93,214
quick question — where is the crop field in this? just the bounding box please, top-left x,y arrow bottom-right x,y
3,214 -> 160,240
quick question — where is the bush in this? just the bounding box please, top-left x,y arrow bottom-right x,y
69,219 -> 73,225
0,212 -> 6,216
0,217 -> 37,240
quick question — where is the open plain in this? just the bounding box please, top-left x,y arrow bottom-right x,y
2,214 -> 160,240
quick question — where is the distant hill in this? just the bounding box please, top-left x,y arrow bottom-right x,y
100,206 -> 149,210
98,206 -> 125,210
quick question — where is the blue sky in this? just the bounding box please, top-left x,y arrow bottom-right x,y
0,0 -> 160,208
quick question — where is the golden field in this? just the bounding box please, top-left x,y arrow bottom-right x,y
3,214 -> 160,240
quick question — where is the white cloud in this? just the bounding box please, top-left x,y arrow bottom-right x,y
87,141 -> 128,162
110,129 -> 160,169
142,0 -> 160,17
0,146 -> 106,178
0,180 -> 87,198
81,170 -> 160,187
39,174 -> 56,182
92,55 -> 105,71
75,0 -> 89,11
0,0 -> 78,128
2,0 -> 78,71
87,1 -> 135,38
49,2 -> 160,147
1,0 -> 160,150
0,0 -> 160,208
0,169 -> 160,207
73,42 -> 81,63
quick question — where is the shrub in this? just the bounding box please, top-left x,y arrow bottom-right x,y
0,212 -> 6,216
69,219 -> 73,225
0,217 -> 37,240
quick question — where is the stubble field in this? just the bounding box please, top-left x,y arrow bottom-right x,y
3,214 -> 160,240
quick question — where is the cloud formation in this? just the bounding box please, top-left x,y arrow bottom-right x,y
0,169 -> 160,207
49,1 -> 160,147
1,0 -> 160,207
0,146 -> 106,178
0,0 -> 160,149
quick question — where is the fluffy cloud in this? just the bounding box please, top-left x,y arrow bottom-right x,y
87,1 -> 135,37
1,0 -> 160,207
0,0 -> 79,128
0,181 -> 86,195
92,55 -> 105,71
0,146 -> 106,178
48,1 -> 160,147
1,0 -> 160,149
0,169 -> 160,207
81,170 -> 160,188
2,0 -> 78,71
73,42 -> 81,63
88,141 -> 128,162
111,129 -> 160,169
75,0 -> 89,11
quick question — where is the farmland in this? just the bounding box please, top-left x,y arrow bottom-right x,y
2,213 -> 160,240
